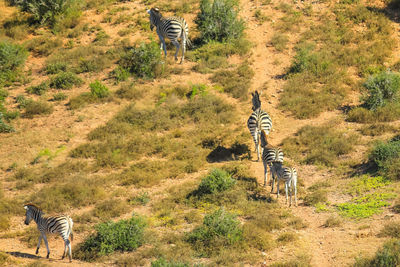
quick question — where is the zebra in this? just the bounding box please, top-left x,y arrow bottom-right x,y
23,204 -> 74,262
147,7 -> 191,63
247,91 -> 272,161
270,163 -> 297,207
260,129 -> 283,191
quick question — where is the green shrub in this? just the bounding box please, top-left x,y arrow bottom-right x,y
45,62 -> 67,74
24,100 -> 53,118
354,239 -> 400,267
370,139 -> 400,169
195,0 -> 244,43
49,71 -> 83,89
0,113 -> 15,133
197,169 -> 236,196
118,41 -> 164,79
13,0 -> 71,25
0,40 -> 28,73
89,80 -> 109,98
26,82 -> 49,95
360,123 -> 397,136
75,216 -> 146,261
115,82 -> 143,100
52,92 -> 67,101
187,208 -> 242,255
362,70 -> 400,110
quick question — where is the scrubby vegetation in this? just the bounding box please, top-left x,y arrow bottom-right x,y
75,215 -> 146,261
354,239 -> 400,267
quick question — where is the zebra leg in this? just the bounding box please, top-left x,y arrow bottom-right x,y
63,239 -> 72,262
42,234 -> 50,259
157,33 -> 167,57
36,234 -> 42,254
294,180 -> 298,207
285,182 -> 289,205
263,161 -> 268,187
276,180 -> 280,198
171,40 -> 180,61
271,168 -> 275,193
181,35 -> 186,63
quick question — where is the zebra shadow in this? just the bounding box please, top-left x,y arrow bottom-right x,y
6,251 -> 41,259
206,143 -> 251,163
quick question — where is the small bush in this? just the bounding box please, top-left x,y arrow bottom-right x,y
195,0 -> 244,43
0,113 -> 15,133
75,216 -> 146,261
89,80 -> 109,98
323,216 -> 342,228
118,42 -> 164,79
187,208 -> 242,255
354,239 -> 400,267
24,100 -> 53,118
0,40 -> 28,73
270,33 -> 289,52
303,190 -> 327,206
26,82 -> 49,95
379,222 -> 400,238
45,62 -> 67,74
13,0 -> 71,25
52,92 -> 67,101
115,82 -> 143,100
277,232 -> 297,243
362,70 -> 400,111
49,71 -> 83,89
370,139 -> 400,179
196,169 -> 236,196
360,123 -> 397,136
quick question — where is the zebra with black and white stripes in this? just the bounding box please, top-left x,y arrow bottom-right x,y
23,204 -> 74,262
270,163 -> 298,207
247,91 -> 272,161
260,129 -> 283,191
147,7 -> 191,63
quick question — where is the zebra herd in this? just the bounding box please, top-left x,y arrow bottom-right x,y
247,91 -> 298,207
19,8 -> 298,263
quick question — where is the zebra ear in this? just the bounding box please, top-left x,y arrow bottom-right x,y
23,205 -> 28,210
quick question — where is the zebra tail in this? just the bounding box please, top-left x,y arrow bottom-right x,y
68,217 -> 74,242
182,28 -> 192,48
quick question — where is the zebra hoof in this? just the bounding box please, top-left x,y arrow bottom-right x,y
46,254 -> 49,259
35,249 -> 39,254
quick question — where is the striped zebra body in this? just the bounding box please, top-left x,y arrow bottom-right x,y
270,163 -> 298,207
148,8 -> 191,63
23,204 -> 74,262
247,109 -> 272,161
262,147 -> 284,189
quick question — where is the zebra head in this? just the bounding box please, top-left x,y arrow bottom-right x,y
251,90 -> 261,111
23,204 -> 41,225
148,7 -> 161,31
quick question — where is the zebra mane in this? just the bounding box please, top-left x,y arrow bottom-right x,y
260,129 -> 268,148
251,90 -> 261,111
24,203 -> 42,213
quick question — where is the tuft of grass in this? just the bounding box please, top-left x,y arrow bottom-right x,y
49,71 -> 83,89
115,82 -> 143,100
52,92 -> 67,101
359,123 -> 397,136
89,80 -> 109,98
270,33 -> 289,52
26,82 -> 49,95
92,199 -> 129,221
281,123 -> 358,166
379,222 -> 400,238
323,216 -> 342,228
303,190 -> 327,206
151,258 -> 189,267
211,62 -> 254,100
277,232 -> 297,244
24,100 -> 53,118
24,36 -> 62,57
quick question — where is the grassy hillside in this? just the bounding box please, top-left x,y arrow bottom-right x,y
1,0 -> 400,266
